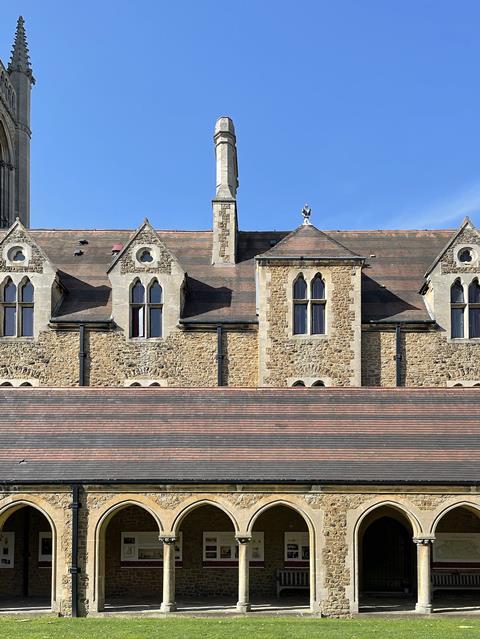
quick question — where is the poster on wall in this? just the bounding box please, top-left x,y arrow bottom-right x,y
433,533 -> 480,563
0,532 -> 14,568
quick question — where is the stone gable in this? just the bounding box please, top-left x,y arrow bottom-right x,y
118,225 -> 176,275
439,224 -> 480,275
0,224 -> 47,273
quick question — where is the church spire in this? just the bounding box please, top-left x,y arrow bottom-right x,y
8,16 -> 34,83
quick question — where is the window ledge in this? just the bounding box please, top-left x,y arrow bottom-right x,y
290,333 -> 328,341
449,338 -> 480,344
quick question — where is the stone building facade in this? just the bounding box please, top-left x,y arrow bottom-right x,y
1,17 -> 480,620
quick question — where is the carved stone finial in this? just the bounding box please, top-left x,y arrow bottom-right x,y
8,16 -> 34,82
302,204 -> 312,225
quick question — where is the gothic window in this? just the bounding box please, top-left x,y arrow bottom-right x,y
1,277 -> 34,337
469,280 -> 480,339
293,275 -> 307,335
311,274 -> 326,335
148,280 -> 163,338
130,279 -> 163,338
450,280 -> 465,339
130,280 -> 145,338
293,274 -> 326,335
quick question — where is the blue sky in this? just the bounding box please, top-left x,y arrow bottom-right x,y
1,0 -> 480,231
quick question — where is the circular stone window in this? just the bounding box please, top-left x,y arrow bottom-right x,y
137,248 -> 154,264
7,246 -> 26,262
458,247 -> 476,264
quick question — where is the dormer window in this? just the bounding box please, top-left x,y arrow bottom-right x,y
469,280 -> 480,338
130,279 -> 163,338
293,273 -> 326,335
450,280 -> 465,338
1,277 -> 34,337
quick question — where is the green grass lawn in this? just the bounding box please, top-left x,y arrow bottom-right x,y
1,617 -> 480,639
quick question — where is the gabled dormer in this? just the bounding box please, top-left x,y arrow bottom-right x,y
108,219 -> 185,339
421,217 -> 480,341
255,209 -> 365,387
0,219 -> 58,338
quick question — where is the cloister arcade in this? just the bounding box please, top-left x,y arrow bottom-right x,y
1,493 -> 480,616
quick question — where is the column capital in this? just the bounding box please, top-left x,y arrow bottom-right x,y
235,534 -> 252,545
413,535 -> 435,546
159,533 -> 177,544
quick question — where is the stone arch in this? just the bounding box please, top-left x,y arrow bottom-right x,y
0,118 -> 13,164
246,498 -> 315,535
93,498 -> 164,612
0,498 -> 58,611
430,500 -> 480,535
246,498 -> 316,610
171,498 -> 239,535
353,500 -> 422,609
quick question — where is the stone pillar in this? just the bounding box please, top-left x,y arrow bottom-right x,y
160,534 -> 177,613
236,534 -> 252,613
414,536 -> 434,614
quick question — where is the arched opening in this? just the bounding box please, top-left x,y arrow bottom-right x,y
99,504 -> 163,613
250,504 -> 311,611
175,503 -> 237,611
0,121 -> 13,228
0,505 -> 53,613
358,505 -> 417,613
432,505 -> 480,612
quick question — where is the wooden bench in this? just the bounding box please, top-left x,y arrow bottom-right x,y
276,568 -> 309,597
432,570 -> 480,590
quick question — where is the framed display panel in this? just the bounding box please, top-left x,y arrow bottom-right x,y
121,531 -> 182,566
284,531 -> 309,566
38,531 -> 52,565
0,532 -> 14,568
433,533 -> 480,567
203,532 -> 264,566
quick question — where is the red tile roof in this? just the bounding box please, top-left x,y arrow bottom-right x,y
1,386 -> 479,484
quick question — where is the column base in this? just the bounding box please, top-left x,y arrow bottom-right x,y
236,602 -> 251,613
160,602 -> 177,613
415,603 -> 432,614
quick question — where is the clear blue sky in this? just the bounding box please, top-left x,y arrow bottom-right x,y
1,0 -> 480,231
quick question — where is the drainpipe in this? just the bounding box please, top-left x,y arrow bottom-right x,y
395,323 -> 402,387
70,484 -> 80,617
79,325 -> 86,386
216,325 -> 223,386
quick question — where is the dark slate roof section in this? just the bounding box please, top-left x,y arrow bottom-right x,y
0,227 -> 455,324
258,224 -> 362,260
1,387 -> 479,485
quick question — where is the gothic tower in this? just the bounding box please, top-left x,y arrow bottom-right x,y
0,17 -> 34,228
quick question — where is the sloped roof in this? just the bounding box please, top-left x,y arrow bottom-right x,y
0,227 -> 455,324
1,387 -> 479,484
258,223 -> 362,260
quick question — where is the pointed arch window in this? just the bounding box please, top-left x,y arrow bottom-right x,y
311,274 -> 326,335
468,279 -> 480,338
293,275 -> 307,335
1,277 -> 34,337
130,279 -> 163,338
130,280 -> 145,338
293,273 -> 326,335
450,280 -> 465,339
148,280 -> 163,338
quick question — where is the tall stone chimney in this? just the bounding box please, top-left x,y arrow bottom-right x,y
212,116 -> 238,266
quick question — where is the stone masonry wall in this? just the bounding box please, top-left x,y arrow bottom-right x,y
0,330 -> 78,386
362,329 -> 480,386
262,265 -> 359,386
